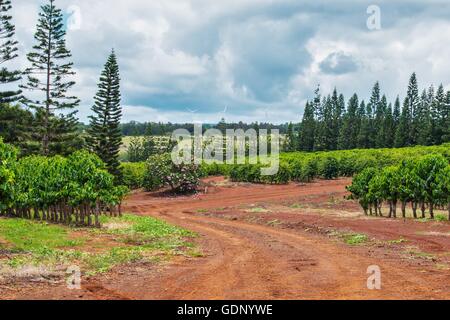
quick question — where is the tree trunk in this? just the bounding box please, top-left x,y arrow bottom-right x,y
393,200 -> 398,218
429,202 -> 434,219
412,202 -> 418,219
401,201 -> 406,219
95,201 -> 100,228
421,201 -> 426,219
378,202 -> 383,217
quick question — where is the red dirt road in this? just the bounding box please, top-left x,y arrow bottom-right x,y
3,178 -> 450,300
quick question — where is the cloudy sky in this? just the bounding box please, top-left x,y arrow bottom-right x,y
12,0 -> 450,124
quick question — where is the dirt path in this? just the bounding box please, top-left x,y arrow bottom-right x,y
114,178 -> 449,300
4,178 -> 449,300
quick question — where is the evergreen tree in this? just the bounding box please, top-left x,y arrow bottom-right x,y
405,72 -> 420,144
393,96 -> 401,129
383,103 -> 395,148
21,0 -> 80,155
433,84 -> 446,145
284,122 -> 296,152
0,0 -> 21,103
301,76 -> 448,152
315,96 -> 326,151
338,94 -> 359,150
329,88 -> 342,150
443,91 -> 450,143
416,88 -> 433,146
375,95 -> 388,148
357,101 -> 371,148
321,95 -> 335,150
395,98 -> 412,147
299,101 -> 315,151
0,103 -> 33,146
87,50 -> 122,178
369,82 -> 381,114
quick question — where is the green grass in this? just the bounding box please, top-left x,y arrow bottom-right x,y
435,214 -> 448,222
0,214 -> 197,276
387,238 -> 408,245
290,203 -> 305,209
0,218 -> 83,252
97,214 -> 196,248
342,233 -> 369,245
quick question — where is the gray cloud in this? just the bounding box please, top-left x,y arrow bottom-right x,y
319,52 -> 358,75
12,0 -> 450,123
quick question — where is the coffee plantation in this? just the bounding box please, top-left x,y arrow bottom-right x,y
0,140 -> 128,227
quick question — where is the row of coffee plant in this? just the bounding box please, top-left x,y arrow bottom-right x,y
0,140 -> 128,227
347,154 -> 450,220
201,144 -> 450,184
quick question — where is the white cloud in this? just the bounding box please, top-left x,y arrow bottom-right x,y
11,0 -> 450,123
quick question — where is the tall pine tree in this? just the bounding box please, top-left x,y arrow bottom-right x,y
443,91 -> 450,143
432,84 -> 446,145
338,94 -> 359,150
375,95 -> 388,148
395,98 -> 412,147
284,122 -> 296,152
383,103 -> 395,148
357,101 -> 371,148
0,0 -> 21,103
21,0 -> 80,155
416,88 -> 433,146
87,50 -> 122,178
405,72 -> 420,145
299,101 -> 315,151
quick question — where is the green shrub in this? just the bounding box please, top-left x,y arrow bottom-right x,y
144,154 -> 200,193
201,162 -> 230,177
289,160 -> 303,182
319,156 -> 339,180
0,139 -> 17,212
120,162 -> 146,190
301,158 -> 318,182
261,163 -> 291,184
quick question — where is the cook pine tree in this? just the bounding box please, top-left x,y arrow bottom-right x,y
87,50 -> 123,178
0,0 -> 21,104
21,0 -> 80,155
0,0 -> 32,148
298,101 -> 315,151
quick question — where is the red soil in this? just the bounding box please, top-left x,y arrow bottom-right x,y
2,177 -> 449,300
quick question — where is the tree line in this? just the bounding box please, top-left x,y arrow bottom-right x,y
287,73 -> 450,152
0,0 -> 123,179
116,120 -> 290,137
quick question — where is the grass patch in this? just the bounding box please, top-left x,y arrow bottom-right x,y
97,214 -> 196,249
0,214 -> 197,277
0,218 -> 83,252
289,203 -> 305,209
342,233 -> 369,246
435,214 -> 448,222
406,250 -> 435,260
387,238 -> 408,245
